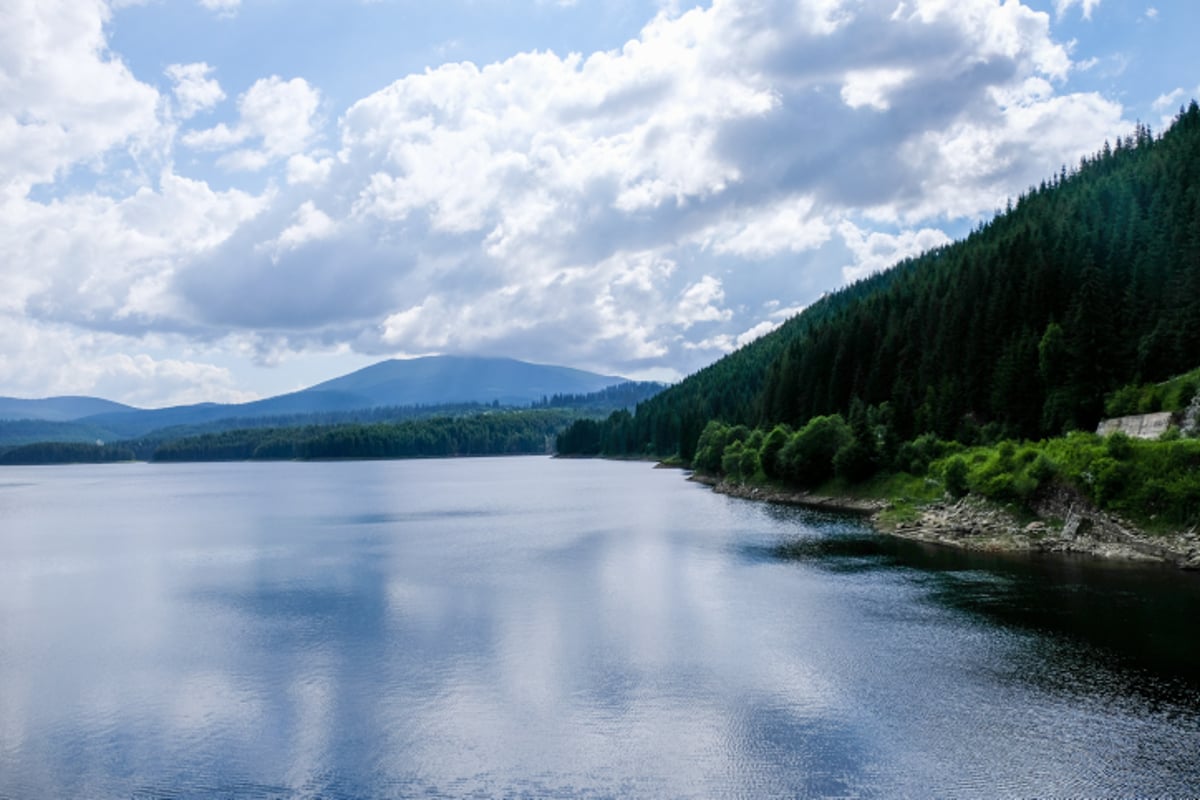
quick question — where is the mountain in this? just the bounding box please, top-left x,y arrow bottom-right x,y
560,102 -> 1200,460
0,356 -> 632,442
305,356 -> 624,407
0,396 -> 137,422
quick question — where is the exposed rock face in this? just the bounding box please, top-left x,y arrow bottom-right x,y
884,487 -> 1200,568
692,473 -> 885,514
692,472 -> 1200,569
1096,412 -> 1173,439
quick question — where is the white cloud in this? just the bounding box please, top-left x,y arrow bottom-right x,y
1152,86 -> 1197,128
697,197 -> 832,259
0,171 -> 268,335
674,276 -> 732,328
1054,0 -> 1102,20
735,319 -> 781,347
683,333 -> 735,353
841,68 -> 913,111
0,318 -> 257,406
183,76 -> 322,171
198,0 -> 240,14
165,63 -> 225,119
286,154 -> 335,186
0,0 -> 160,196
839,221 -> 952,283
274,202 -> 337,252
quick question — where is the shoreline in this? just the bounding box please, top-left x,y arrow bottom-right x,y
690,472 -> 1200,570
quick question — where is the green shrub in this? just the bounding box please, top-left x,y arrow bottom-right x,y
834,437 -> 877,483
760,424 -> 791,479
1092,456 -> 1130,506
721,440 -> 746,481
778,415 -> 851,487
1105,385 -> 1140,417
1105,431 -> 1133,460
739,445 -> 761,481
1160,425 -> 1182,442
944,456 -> 969,498
692,420 -> 729,474
894,433 -> 950,475
1028,453 -> 1058,484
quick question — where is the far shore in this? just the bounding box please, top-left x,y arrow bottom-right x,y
687,472 -> 1200,571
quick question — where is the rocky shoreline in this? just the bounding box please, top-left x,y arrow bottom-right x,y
691,473 -> 1200,570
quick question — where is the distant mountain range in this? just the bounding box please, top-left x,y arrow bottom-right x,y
0,396 -> 136,422
0,356 -> 633,439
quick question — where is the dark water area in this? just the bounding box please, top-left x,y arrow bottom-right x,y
1,458 -> 1198,798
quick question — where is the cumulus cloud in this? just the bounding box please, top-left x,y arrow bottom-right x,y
838,221 -> 953,283
1,172 -> 267,332
1,0 -> 1136,402
0,317 -> 257,406
1153,86 -> 1198,128
182,76 -> 322,171
1054,0 -> 1102,20
0,0 -> 159,197
166,63 -> 225,119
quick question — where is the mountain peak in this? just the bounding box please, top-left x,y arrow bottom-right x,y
306,355 -> 624,406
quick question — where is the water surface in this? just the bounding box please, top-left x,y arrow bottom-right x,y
1,457 -> 1198,797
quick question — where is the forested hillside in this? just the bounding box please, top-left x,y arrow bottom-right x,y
561,102 -> 1200,459
151,410 -> 576,462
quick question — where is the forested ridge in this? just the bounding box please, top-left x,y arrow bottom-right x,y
561,102 -> 1200,461
0,382 -> 664,465
152,410 -> 579,462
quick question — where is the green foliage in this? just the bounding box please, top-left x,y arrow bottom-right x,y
556,418 -> 603,455
759,424 -> 791,479
833,398 -> 879,483
833,438 -> 876,483
921,431 -> 1200,529
1105,431 -> 1134,459
943,456 -> 970,498
531,381 -> 667,412
894,433 -> 956,475
1104,366 -> 1200,418
152,410 -> 579,462
692,420 -> 732,474
1027,452 -> 1059,484
720,440 -> 746,480
0,441 -> 137,465
738,445 -> 761,481
778,415 -> 851,487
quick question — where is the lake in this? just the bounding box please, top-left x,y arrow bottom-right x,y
1,457 -> 1198,798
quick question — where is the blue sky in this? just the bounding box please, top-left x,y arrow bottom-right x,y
1,0 -> 1196,407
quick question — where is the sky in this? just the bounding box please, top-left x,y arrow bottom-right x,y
1,0 -> 1197,407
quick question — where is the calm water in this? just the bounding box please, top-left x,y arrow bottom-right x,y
1,457 -> 1198,798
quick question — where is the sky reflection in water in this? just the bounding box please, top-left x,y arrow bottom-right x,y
1,457 -> 1198,798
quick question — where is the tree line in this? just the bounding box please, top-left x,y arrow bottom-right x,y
150,410 -> 580,462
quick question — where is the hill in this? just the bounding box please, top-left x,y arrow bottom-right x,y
0,356 -> 632,442
0,396 -> 136,422
305,356 -> 624,407
561,101 -> 1200,460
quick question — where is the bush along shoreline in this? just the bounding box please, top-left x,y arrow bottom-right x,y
679,418 -> 1200,570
